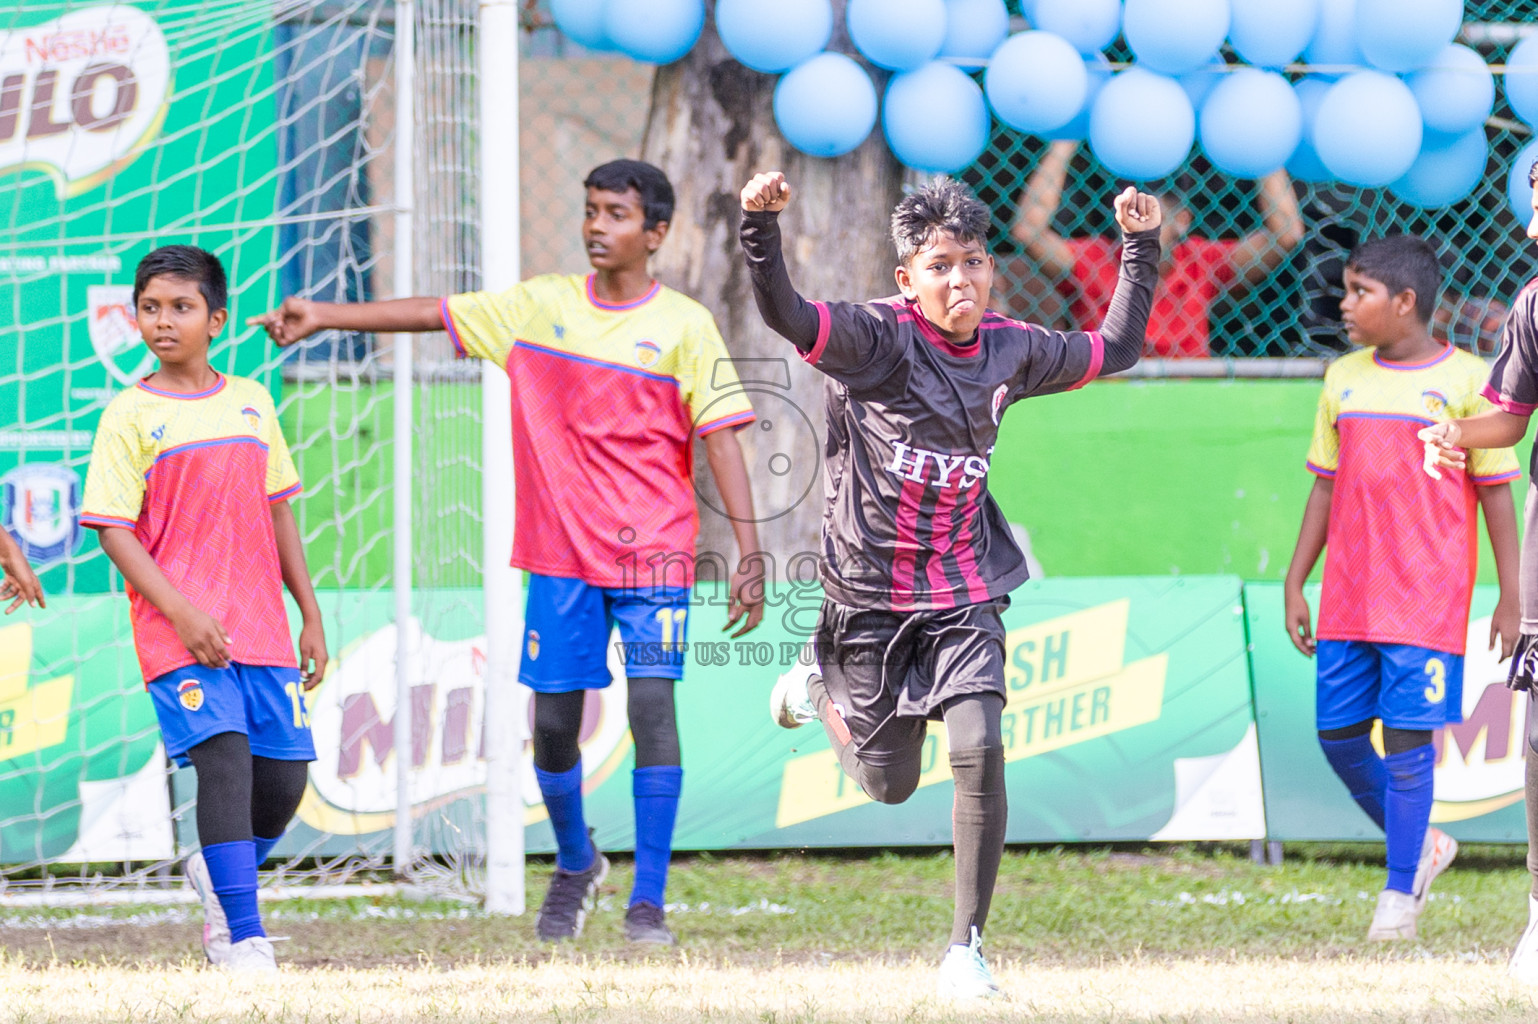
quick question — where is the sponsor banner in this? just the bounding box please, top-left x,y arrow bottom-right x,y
4,578 -> 1264,863
1247,583 -> 1528,842
247,578 -> 1262,856
0,1 -> 280,593
0,601 -> 169,864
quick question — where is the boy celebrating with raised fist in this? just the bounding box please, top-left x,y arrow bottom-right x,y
741,171 -> 1160,999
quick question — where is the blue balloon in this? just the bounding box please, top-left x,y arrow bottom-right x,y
883,62 -> 990,173
1356,0 -> 1459,73
550,0 -> 612,51
1180,57 -> 1228,113
1045,53 -> 1112,141
939,0 -> 1010,67
1508,140 -> 1538,224
717,0 -> 832,73
1090,67 -> 1195,180
849,0 -> 946,72
1314,71 -> 1422,187
1406,45 -> 1494,137
774,54 -> 878,158
1199,69 -> 1303,179
1287,76 -> 1335,182
1229,0 -> 1319,68
1030,0 -> 1122,56
1390,129 -> 1488,208
1506,34 -> 1538,129
1124,0 -> 1229,76
985,31 -> 1087,133
604,0 -> 703,64
1304,0 -> 1364,69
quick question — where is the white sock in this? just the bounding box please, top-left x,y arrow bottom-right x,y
1528,893 -> 1538,926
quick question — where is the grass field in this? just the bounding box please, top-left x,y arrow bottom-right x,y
3,843 -> 1537,1022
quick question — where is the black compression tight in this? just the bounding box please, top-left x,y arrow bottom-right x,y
1317,719 -> 1431,756
531,678 -> 681,774
186,731 -> 309,846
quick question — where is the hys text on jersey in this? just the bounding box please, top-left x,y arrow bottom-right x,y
886,442 -> 993,490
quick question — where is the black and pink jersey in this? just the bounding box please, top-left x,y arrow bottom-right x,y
741,210 -> 1159,611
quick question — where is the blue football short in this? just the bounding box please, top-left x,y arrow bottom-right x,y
148,661 -> 316,767
1315,639 -> 1465,731
519,574 -> 692,691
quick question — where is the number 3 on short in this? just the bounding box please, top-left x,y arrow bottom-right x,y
655,607 -> 687,649
1423,657 -> 1447,704
284,681 -> 311,729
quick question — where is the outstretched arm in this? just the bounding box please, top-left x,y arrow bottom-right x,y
0,529 -> 43,614
1009,140 -> 1077,277
1419,411 -> 1532,477
1227,170 -> 1303,288
248,297 -> 445,348
703,429 -> 765,638
271,499 -> 329,689
739,172 -> 820,353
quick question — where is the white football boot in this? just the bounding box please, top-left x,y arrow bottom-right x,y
937,927 -> 1001,1000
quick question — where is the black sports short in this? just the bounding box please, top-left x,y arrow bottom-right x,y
813,597 -> 1008,767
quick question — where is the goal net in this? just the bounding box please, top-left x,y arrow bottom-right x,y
0,0 -> 501,901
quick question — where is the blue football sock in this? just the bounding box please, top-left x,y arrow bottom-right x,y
630,766 -> 682,909
534,762 -> 593,873
253,834 -> 281,866
202,839 -> 264,943
1319,733 -> 1388,830
1383,744 -> 1435,894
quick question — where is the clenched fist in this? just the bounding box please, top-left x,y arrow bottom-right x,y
742,172 -> 792,213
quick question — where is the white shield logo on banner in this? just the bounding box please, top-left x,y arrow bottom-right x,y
0,463 -> 83,562
86,284 -> 150,386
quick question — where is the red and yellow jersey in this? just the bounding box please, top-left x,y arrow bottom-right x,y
443,273 -> 756,587
81,373 -> 301,682
1307,345 -> 1520,653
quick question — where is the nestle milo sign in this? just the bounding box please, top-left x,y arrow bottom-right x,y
0,2 -> 280,594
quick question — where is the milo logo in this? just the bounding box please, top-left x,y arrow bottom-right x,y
1430,614 -> 1532,823
0,6 -> 171,197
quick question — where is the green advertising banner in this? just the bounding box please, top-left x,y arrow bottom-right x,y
7,578 -> 1264,863
0,0 -> 281,595
1247,582 -> 1528,842
240,577 -> 1261,858
0,599 -> 166,865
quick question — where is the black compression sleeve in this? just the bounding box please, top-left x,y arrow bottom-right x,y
1098,227 -> 1162,374
740,210 -> 821,353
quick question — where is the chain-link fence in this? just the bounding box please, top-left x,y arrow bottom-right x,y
520,2 -> 1538,363
972,30 -> 1534,361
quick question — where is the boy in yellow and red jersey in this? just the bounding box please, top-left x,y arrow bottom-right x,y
250,159 -> 765,946
1285,235 -> 1520,943
82,245 -> 328,973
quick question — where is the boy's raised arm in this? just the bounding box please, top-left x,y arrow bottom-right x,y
248,296 -> 445,348
1095,188 -> 1163,376
739,172 -> 820,353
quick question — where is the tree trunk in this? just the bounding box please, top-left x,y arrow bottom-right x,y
640,2 -> 904,585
